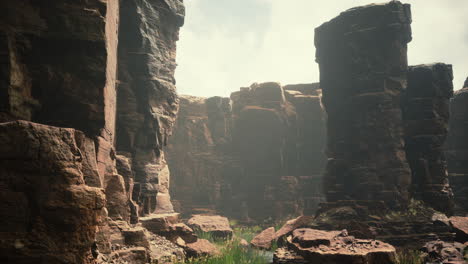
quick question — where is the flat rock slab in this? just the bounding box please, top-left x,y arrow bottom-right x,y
275,228 -> 396,264
187,215 -> 233,239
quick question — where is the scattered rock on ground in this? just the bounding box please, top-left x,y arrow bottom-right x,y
251,227 -> 276,250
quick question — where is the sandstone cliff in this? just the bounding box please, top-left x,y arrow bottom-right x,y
0,0 -> 185,263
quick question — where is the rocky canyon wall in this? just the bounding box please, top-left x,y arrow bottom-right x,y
166,82 -> 327,221
0,0 -> 185,263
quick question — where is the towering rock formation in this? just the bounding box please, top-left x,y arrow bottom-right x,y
446,77 -> 468,214
0,0 -> 186,263
313,1 -> 457,247
315,1 -> 413,210
116,0 -> 184,219
167,82 -> 327,220
403,64 -> 454,214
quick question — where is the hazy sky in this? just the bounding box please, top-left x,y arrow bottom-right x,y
175,0 -> 468,97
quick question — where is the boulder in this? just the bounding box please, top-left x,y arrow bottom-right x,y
422,240 -> 467,264
449,216 -> 468,242
276,216 -> 314,240
184,239 -> 220,258
169,223 -> 198,243
251,227 -> 276,250
187,215 -> 233,239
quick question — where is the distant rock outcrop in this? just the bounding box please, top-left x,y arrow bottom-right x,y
167,82 -> 327,220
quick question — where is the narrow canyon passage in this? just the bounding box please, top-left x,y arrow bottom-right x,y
0,1 -> 467,264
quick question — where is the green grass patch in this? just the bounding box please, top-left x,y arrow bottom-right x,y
181,223 -> 276,264
395,249 -> 424,264
182,238 -> 270,264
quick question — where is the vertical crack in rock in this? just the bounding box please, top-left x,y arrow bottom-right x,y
403,63 -> 454,214
446,77 -> 468,214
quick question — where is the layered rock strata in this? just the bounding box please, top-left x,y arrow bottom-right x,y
446,78 -> 468,214
315,0 -> 413,209
166,82 -> 327,220
403,63 -> 454,214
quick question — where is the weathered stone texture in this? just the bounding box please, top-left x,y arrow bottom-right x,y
0,0 -> 118,140
167,82 -> 327,220
315,1 -> 413,209
403,63 -> 454,214
116,0 -> 185,218
0,121 -> 106,264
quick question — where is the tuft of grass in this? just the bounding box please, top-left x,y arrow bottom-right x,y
395,250 -> 424,264
180,223 -> 274,264
181,237 -> 270,264
233,225 -> 263,243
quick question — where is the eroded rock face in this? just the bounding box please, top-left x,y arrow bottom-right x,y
167,83 -> 327,220
116,0 -> 185,218
0,121 -> 106,264
403,63 -> 454,214
315,0 -> 413,210
446,79 -> 468,214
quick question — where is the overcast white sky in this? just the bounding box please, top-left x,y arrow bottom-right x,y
175,0 -> 468,97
